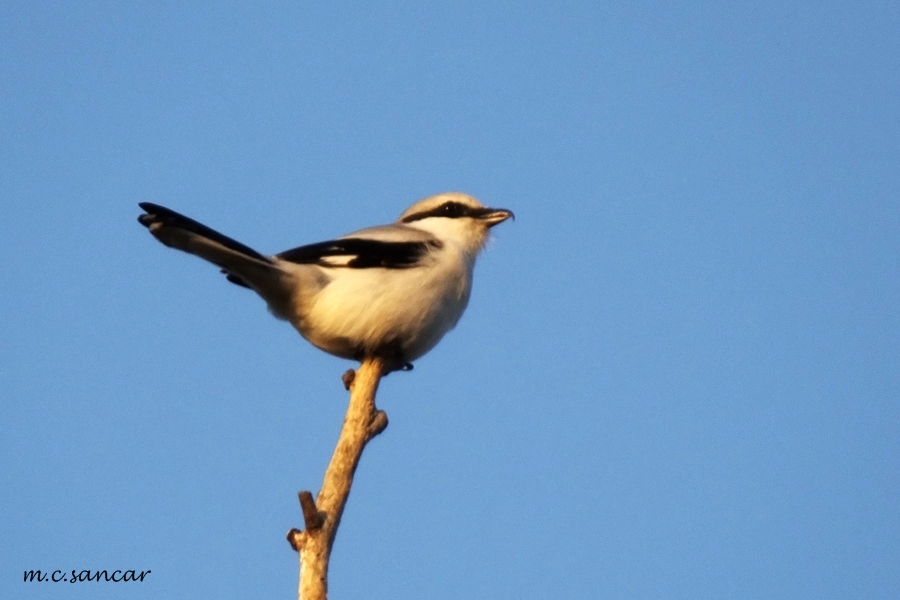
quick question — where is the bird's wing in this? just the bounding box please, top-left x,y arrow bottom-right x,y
277,225 -> 441,269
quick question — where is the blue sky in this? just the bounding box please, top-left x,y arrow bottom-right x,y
2,2 -> 898,598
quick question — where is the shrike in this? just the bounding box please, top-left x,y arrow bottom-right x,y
138,192 -> 513,372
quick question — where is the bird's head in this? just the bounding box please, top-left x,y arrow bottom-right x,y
398,192 -> 514,254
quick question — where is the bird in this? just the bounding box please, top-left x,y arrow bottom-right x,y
137,192 -> 513,372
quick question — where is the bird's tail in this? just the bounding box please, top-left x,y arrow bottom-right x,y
138,203 -> 293,311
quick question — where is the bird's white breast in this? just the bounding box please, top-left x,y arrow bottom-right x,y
285,241 -> 475,361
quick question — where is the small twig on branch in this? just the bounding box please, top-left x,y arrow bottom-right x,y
288,357 -> 389,600
299,491 -> 324,531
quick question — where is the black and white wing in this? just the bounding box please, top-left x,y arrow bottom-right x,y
277,226 -> 442,269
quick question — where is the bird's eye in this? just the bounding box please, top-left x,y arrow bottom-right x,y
440,202 -> 467,218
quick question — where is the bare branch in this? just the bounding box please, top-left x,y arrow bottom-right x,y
291,357 -> 388,600
341,369 -> 356,391
367,410 -> 389,437
299,491 -> 324,532
286,528 -> 304,552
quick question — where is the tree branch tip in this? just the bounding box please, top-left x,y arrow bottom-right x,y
341,369 -> 356,391
298,490 -> 325,531
286,528 -> 303,552
367,410 -> 389,437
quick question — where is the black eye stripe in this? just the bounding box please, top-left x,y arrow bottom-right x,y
439,202 -> 467,217
401,201 -> 474,223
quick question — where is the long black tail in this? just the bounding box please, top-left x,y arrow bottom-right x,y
138,202 -> 271,264
137,202 -> 289,300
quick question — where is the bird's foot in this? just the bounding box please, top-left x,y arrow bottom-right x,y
380,361 -> 413,376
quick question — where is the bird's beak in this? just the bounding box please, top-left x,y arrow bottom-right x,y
475,207 -> 515,227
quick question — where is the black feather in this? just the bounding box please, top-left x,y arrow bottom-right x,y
224,272 -> 252,288
278,238 -> 440,269
138,202 -> 271,264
